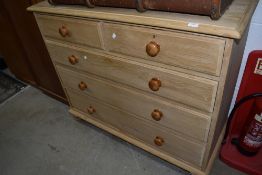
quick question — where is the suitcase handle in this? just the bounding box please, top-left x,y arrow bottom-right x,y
48,0 -> 55,5
136,0 -> 147,12
84,0 -> 95,8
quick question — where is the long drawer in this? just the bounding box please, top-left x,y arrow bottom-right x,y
47,41 -> 218,112
36,14 -> 102,49
102,23 -> 225,76
57,66 -> 210,142
66,88 -> 206,167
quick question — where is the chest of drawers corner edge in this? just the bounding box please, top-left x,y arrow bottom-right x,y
28,0 -> 258,174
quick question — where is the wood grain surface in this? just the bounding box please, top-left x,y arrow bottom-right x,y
57,65 -> 211,142
28,0 -> 258,173
102,22 -> 226,76
67,88 -> 206,167
46,40 -> 218,112
36,14 -> 102,49
28,0 -> 258,39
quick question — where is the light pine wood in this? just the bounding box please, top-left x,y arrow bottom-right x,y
35,14 -> 102,49
56,65 -> 211,142
69,108 -> 208,175
66,88 -> 206,167
46,37 -> 221,81
69,107 -> 226,175
201,39 -> 234,170
28,0 -> 258,39
102,22 -> 226,76
201,26 -> 250,169
28,0 -> 258,174
203,125 -> 226,175
46,40 -> 218,112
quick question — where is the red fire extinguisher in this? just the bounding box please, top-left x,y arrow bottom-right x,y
238,99 -> 262,156
220,51 -> 262,175
224,93 -> 262,156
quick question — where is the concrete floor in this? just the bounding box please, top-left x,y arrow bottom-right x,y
0,87 -> 246,175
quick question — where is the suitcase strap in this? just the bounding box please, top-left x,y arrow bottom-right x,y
48,0 -> 147,12
48,0 -> 95,8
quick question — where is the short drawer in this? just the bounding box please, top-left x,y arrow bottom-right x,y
35,14 -> 102,49
102,23 -> 225,76
67,88 -> 206,167
57,66 -> 211,142
47,41 -> 218,112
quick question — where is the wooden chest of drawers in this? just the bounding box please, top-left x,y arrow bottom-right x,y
28,0 -> 258,174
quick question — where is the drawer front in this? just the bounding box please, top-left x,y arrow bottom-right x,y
47,41 -> 218,112
102,23 -> 225,76
67,88 -> 205,167
57,66 -> 210,142
36,14 -> 102,49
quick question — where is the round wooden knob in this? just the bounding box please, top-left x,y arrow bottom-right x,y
149,78 -> 161,91
146,41 -> 160,57
78,81 -> 87,91
68,55 -> 78,65
87,106 -> 96,114
59,25 -> 70,37
151,109 -> 163,121
154,136 -> 164,146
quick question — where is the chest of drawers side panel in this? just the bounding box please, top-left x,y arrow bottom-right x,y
201,27 -> 249,170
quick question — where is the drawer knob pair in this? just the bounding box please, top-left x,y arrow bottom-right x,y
154,136 -> 164,146
146,41 -> 160,57
149,78 -> 161,91
59,25 -> 70,37
79,82 -> 87,91
68,55 -> 78,65
87,106 -> 96,115
151,109 -> 163,121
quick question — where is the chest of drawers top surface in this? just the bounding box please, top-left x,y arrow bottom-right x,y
28,0 -> 257,39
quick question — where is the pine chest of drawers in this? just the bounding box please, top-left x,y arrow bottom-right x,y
28,0 -> 258,174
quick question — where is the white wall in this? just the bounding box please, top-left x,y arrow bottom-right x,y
229,0 -> 262,113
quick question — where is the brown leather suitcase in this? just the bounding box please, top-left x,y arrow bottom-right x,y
48,0 -> 234,20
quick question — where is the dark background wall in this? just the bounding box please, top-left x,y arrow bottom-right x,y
0,0 -> 67,104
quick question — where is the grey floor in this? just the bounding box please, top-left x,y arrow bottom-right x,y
0,70 -> 26,103
0,87 -> 246,175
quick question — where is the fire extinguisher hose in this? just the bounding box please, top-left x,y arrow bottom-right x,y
222,93 -> 262,144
